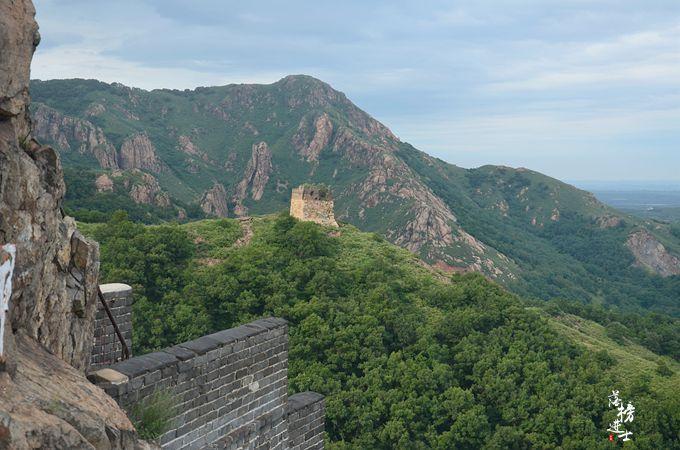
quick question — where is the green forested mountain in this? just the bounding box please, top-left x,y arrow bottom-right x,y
80,212 -> 679,449
31,77 -> 680,316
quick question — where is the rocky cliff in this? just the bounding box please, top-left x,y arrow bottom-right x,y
118,132 -> 162,173
32,103 -> 119,169
627,229 -> 680,277
200,182 -> 229,217
0,1 -> 150,447
233,141 -> 272,215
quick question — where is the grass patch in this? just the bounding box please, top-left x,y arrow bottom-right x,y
129,389 -> 176,441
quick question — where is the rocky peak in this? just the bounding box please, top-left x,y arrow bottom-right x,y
275,75 -> 344,109
233,141 -> 272,215
118,132 -> 162,173
200,182 -> 229,218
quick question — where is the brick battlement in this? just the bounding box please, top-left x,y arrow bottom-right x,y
89,296 -> 325,449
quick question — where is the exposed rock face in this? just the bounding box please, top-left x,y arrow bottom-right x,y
200,182 -> 229,217
94,173 -> 114,192
0,0 -> 38,139
233,141 -> 272,215
0,2 -> 152,447
118,132 -> 162,173
32,103 -> 119,169
178,134 -> 209,162
597,215 -> 622,229
84,102 -> 106,117
293,113 -> 333,162
290,185 -> 338,227
329,122 -> 516,278
128,171 -> 170,207
351,144 -> 456,249
0,0 -> 99,372
626,230 -> 680,277
0,335 -> 151,450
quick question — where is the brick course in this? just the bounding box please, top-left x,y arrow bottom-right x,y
89,283 -> 133,371
92,316 -> 325,449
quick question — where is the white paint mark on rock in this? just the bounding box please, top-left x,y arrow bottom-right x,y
0,244 -> 16,359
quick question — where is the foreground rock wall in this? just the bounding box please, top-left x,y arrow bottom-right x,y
0,334 -> 145,449
0,1 -> 153,447
0,0 -> 100,372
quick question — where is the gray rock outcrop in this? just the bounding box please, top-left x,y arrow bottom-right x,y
32,103 -> 119,169
200,182 -> 229,217
119,132 -> 162,173
233,141 -> 272,215
627,229 -> 680,277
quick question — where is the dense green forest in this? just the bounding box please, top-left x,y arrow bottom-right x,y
63,167 -> 205,223
81,212 -> 679,449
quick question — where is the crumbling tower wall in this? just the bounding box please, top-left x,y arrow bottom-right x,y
290,185 -> 338,227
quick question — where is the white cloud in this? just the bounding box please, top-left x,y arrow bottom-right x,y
32,46 -> 284,90
487,23 -> 680,91
29,0 -> 680,181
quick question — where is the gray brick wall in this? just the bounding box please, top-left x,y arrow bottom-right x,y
287,392 -> 325,450
89,283 -> 133,371
94,318 -> 294,449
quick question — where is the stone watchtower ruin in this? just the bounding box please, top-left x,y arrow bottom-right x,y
290,185 -> 338,227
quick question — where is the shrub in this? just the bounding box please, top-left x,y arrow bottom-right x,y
656,360 -> 674,377
129,389 -> 176,440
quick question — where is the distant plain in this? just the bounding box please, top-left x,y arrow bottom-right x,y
575,181 -> 680,223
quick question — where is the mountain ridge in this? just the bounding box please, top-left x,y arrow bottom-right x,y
30,75 -> 680,315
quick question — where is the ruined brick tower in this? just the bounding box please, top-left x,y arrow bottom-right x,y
290,185 -> 338,227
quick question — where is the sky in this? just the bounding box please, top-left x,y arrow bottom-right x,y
31,0 -> 680,183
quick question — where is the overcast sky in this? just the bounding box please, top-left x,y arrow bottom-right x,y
31,0 -> 680,182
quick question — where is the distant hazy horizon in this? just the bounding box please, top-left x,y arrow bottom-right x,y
31,0 -> 680,182
571,180 -> 680,191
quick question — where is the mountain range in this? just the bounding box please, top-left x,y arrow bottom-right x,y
29,76 -> 680,315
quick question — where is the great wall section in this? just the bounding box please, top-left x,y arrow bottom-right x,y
89,284 -> 325,450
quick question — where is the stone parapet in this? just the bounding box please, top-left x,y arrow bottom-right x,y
93,317 -> 301,449
287,392 -> 325,450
